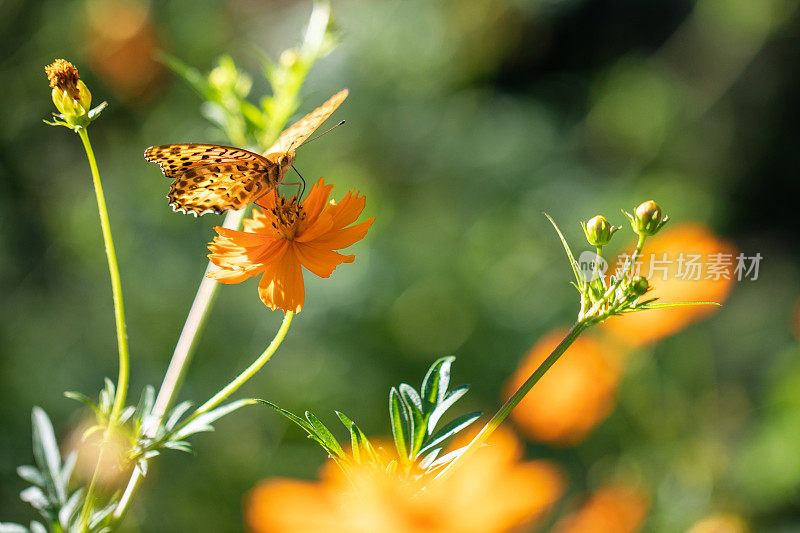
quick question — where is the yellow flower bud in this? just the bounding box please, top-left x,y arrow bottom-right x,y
44,59 -> 93,127
582,215 -> 620,247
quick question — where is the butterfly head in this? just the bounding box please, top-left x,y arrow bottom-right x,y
267,151 -> 295,171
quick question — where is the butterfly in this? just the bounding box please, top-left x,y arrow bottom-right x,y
144,89 -> 348,216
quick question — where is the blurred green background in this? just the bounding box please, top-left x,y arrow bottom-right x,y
2,0 -> 800,531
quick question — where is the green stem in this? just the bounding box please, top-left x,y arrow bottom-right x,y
77,433 -> 108,532
434,321 -> 588,481
109,311 -> 293,528
187,311 -> 294,422
77,128 -> 129,422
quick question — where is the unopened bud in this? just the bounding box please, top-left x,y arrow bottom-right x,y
631,276 -> 649,296
45,59 -> 92,126
626,200 -> 669,236
582,215 -> 620,247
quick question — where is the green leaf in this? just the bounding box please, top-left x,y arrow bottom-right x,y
636,301 -> 720,310
134,385 -> 156,435
417,448 -> 441,470
421,356 -> 454,408
59,452 -> 77,490
389,388 -> 410,462
16,466 -> 45,487
428,444 -> 469,471
165,401 -> 193,431
58,488 -> 84,528
427,384 -> 469,434
398,384 -> 426,455
98,378 -> 116,415
258,401 -> 333,454
398,384 -> 422,412
19,487 -> 48,511
171,399 -> 256,440
162,441 -> 194,454
304,411 -> 345,458
30,407 -> 64,503
258,400 -> 317,435
544,213 -> 583,288
0,523 -> 28,533
88,500 -> 117,530
63,391 -> 100,417
335,411 -> 377,465
419,411 -> 481,455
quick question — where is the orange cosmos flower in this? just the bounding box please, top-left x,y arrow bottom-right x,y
506,330 -> 621,446
602,223 -> 737,347
553,483 -> 649,533
245,429 -> 564,533
207,179 -> 374,313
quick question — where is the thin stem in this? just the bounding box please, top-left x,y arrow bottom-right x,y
186,311 -> 294,423
109,310 -> 293,527
77,432 -> 109,532
149,208 -> 248,423
434,321 -> 588,481
78,128 -> 130,422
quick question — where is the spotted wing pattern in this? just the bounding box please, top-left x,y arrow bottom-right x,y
267,89 -> 348,154
144,144 -> 272,215
167,163 -> 272,215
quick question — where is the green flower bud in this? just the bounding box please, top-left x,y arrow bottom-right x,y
631,276 -> 649,296
581,215 -> 620,247
626,200 -> 669,236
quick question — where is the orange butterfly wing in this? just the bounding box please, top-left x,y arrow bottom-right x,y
267,89 -> 348,154
145,89 -> 348,216
144,144 -> 273,215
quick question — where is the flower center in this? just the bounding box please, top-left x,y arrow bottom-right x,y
269,196 -> 305,239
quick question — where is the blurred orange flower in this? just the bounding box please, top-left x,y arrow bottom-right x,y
86,0 -> 162,102
245,429 -> 564,533
208,179 -> 374,313
603,223 -> 737,347
553,483 -> 649,533
505,330 -> 620,446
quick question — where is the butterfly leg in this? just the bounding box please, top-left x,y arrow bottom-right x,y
291,165 -> 307,199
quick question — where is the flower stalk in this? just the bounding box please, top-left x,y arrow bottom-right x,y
77,129 -> 130,423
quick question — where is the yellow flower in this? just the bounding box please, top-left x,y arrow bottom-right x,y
553,484 -> 649,533
245,429 -> 564,533
45,59 -> 92,124
208,179 -> 374,313
505,330 -> 620,446
602,223 -> 736,347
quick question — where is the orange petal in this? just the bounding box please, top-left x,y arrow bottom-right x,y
242,207 -> 277,232
326,191 -> 366,230
294,242 -> 354,278
214,227 -> 274,248
296,211 -> 336,243
257,245 -> 305,313
300,178 -> 333,228
312,218 -> 375,250
206,267 -> 255,284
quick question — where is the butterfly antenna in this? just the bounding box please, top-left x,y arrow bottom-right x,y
292,165 -> 307,198
296,120 -> 346,151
